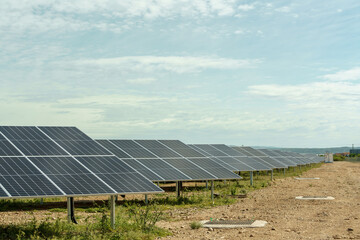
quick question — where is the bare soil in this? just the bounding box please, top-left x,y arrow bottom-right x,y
157,161 -> 360,240
0,162 -> 359,239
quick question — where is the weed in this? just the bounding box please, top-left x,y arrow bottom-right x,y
190,221 -> 202,229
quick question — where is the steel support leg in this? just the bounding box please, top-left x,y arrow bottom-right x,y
283,168 -> 286,176
250,171 -> 253,186
176,181 -> 181,198
67,197 -> 77,224
271,170 -> 273,181
145,194 -> 148,205
206,180 -> 208,189
110,195 -> 115,229
211,180 -> 214,202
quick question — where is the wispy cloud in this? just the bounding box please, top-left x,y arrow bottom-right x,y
76,56 -> 261,73
322,67 -> 360,81
126,78 -> 157,84
238,4 -> 254,11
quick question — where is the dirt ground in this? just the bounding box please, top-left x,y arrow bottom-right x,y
157,161 -> 360,240
0,162 -> 359,239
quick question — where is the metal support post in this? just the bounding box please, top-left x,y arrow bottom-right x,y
145,194 -> 148,205
40,198 -> 43,205
206,180 -> 208,189
67,197 -> 77,224
176,181 -> 181,198
271,170 -> 273,181
283,168 -> 286,176
250,171 -> 253,186
110,195 -> 116,229
223,180 -> 226,185
211,180 -> 214,202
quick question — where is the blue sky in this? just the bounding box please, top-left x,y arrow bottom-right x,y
1,0 -> 360,147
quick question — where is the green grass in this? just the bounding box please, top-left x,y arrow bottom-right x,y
190,221 -> 202,229
0,204 -> 170,240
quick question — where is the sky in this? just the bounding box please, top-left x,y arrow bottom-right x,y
1,0 -> 360,148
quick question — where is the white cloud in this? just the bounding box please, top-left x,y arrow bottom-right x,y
322,67 -> 360,81
276,6 -> 291,13
76,56 -> 260,73
238,4 -> 254,11
247,81 -> 360,110
0,0 -> 240,34
126,78 -> 157,84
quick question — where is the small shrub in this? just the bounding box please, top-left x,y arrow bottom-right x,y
190,221 -> 202,229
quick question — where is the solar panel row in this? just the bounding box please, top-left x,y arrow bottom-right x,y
96,140 -> 242,182
0,127 -> 163,199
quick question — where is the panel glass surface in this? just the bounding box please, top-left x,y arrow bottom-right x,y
208,157 -> 236,171
0,139 -> 22,156
121,159 -> 163,181
0,157 -> 63,197
96,140 -> 131,158
96,173 -> 162,193
193,144 -> 227,157
271,157 -> 297,167
187,158 -> 241,179
188,145 -> 212,156
134,140 -> 181,158
211,144 -> 246,156
216,157 -> 255,171
163,158 -> 215,180
0,186 -> 8,197
257,156 -> 287,168
29,157 -> 114,195
0,127 -> 68,156
110,140 -> 157,158
234,156 -> 272,170
39,127 -> 92,141
159,140 -> 205,158
136,159 -> 190,181
257,149 -> 281,157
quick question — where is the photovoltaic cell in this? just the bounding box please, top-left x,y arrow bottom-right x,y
234,156 -> 271,171
121,159 -> 163,181
39,127 -> 111,156
109,140 -> 157,158
188,145 -> 212,157
216,157 -> 255,171
136,158 -> 190,181
187,158 -> 241,179
0,127 -> 68,156
134,140 -> 181,158
163,158 -> 215,180
211,144 -> 246,156
193,144 -> 228,157
159,140 -> 205,158
0,139 -> 21,156
29,157 -> 114,195
96,140 -> 131,158
0,187 -> 8,197
0,157 -> 63,197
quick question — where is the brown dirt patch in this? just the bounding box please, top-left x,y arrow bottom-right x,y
158,162 -> 360,239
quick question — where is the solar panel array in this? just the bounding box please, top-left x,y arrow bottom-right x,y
0,126 -> 163,199
189,144 -> 271,172
96,140 -> 241,182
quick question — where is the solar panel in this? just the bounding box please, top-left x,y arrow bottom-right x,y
162,158 -> 215,180
0,126 -> 163,199
215,156 -> 255,171
210,144 -> 246,156
76,156 -> 162,193
188,145 -> 212,156
136,158 -> 190,181
0,157 -> 64,197
233,156 -> 272,171
39,127 -> 111,156
29,156 -> 115,195
134,140 -> 181,158
257,149 -> 297,167
0,127 -> 68,156
109,140 -> 157,158
121,159 -> 164,181
159,140 -> 205,158
193,144 -> 228,157
186,158 -> 239,178
0,138 -> 21,156
96,140 -> 131,158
